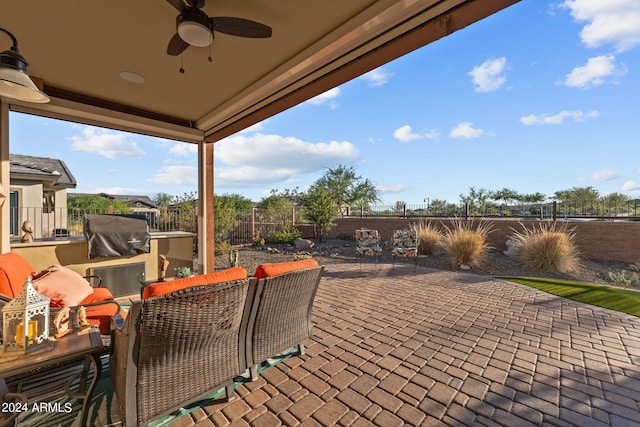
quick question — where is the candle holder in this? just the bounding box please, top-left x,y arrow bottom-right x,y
2,276 -> 52,355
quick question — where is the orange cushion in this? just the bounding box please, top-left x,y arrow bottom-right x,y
0,253 -> 34,298
32,265 -> 94,308
84,303 -> 126,335
142,266 -> 248,300
80,287 -> 114,304
254,259 -> 319,279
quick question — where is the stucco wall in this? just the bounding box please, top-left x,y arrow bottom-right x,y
329,218 -> 640,263
11,232 -> 195,297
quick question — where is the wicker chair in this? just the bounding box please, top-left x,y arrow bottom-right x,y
244,265 -> 324,380
110,277 -> 251,427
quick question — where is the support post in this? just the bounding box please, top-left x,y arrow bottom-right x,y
198,141 -> 215,273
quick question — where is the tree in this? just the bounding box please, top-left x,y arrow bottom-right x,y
258,194 -> 295,226
600,192 -> 629,216
301,184 -> 341,242
492,188 -> 521,214
68,194 -> 131,214
521,192 -> 546,203
554,186 -> 599,214
315,165 -> 379,215
153,192 -> 173,208
425,199 -> 443,214
171,192 -> 198,233
218,193 -> 253,211
213,193 -> 252,243
214,194 -> 241,244
459,187 -> 493,215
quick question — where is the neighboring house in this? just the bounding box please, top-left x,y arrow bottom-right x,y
68,193 -> 159,216
10,154 -> 77,240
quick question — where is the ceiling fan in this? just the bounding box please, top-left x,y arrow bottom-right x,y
166,0 -> 272,56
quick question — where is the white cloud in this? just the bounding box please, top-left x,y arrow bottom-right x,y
360,68 -> 394,87
622,180 -> 640,191
449,122 -> 486,139
392,125 -> 439,142
215,166 -> 298,188
468,57 -> 508,93
148,165 -> 198,186
215,133 -> 359,188
520,110 -> 599,125
169,142 -> 198,157
377,184 -> 409,193
393,125 -> 422,142
69,126 -> 145,158
590,168 -> 618,181
565,55 -> 625,89
307,88 -> 340,109
562,0 -> 640,52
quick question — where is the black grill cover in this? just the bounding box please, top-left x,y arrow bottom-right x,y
84,214 -> 151,259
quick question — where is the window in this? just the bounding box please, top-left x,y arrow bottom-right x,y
10,191 -> 18,236
43,190 -> 55,214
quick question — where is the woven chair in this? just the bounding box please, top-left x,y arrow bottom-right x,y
354,229 -> 383,266
391,229 -> 418,270
244,265 -> 324,380
110,277 -> 251,427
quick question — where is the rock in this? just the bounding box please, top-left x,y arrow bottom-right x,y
459,264 -> 471,270
294,238 -> 315,250
503,239 -> 519,256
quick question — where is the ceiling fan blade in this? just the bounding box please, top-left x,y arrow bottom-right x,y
166,0 -> 187,12
211,17 -> 272,38
167,33 -> 189,56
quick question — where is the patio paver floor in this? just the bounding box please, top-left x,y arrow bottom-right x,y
170,262 -> 640,426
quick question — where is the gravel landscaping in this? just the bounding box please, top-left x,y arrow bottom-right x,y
210,238 -> 632,287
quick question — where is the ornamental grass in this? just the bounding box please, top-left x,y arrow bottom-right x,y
509,222 -> 580,273
412,220 -> 442,256
441,218 -> 493,268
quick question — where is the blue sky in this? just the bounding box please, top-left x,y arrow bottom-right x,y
9,1 -> 640,204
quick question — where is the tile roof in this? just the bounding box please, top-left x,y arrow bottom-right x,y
10,154 -> 77,188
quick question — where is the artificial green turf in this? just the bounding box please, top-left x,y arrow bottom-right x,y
498,277 -> 640,317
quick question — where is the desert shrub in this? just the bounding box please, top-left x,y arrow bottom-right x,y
607,270 -> 640,287
441,219 -> 492,268
214,240 -> 231,256
265,225 -> 302,244
509,222 -> 580,273
630,262 -> 640,273
412,220 -> 442,256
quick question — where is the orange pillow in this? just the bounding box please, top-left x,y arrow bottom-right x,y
142,266 -> 248,299
254,259 -> 319,279
32,265 -> 94,308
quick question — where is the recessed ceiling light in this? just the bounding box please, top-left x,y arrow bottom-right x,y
119,71 -> 144,84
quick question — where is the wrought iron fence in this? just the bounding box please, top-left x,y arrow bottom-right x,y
10,206 -> 198,241
13,199 -> 640,244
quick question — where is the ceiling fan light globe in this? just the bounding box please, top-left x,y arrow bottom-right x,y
178,20 -> 212,47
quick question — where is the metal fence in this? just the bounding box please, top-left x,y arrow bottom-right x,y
13,199 -> 640,244
10,206 -> 198,241
351,200 -> 640,220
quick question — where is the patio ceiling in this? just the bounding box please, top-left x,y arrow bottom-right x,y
1,0 -> 519,143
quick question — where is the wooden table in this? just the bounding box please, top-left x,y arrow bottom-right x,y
0,328 -> 106,427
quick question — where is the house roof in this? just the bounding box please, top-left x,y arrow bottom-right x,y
2,1 -> 520,143
9,154 -> 77,188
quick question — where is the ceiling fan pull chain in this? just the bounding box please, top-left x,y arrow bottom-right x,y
208,43 -> 212,62
179,53 -> 185,73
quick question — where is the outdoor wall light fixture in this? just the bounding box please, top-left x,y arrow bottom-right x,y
0,27 -> 49,103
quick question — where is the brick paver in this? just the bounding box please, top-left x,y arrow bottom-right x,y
176,263 -> 640,426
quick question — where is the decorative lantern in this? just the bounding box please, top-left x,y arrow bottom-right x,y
2,276 -> 51,355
